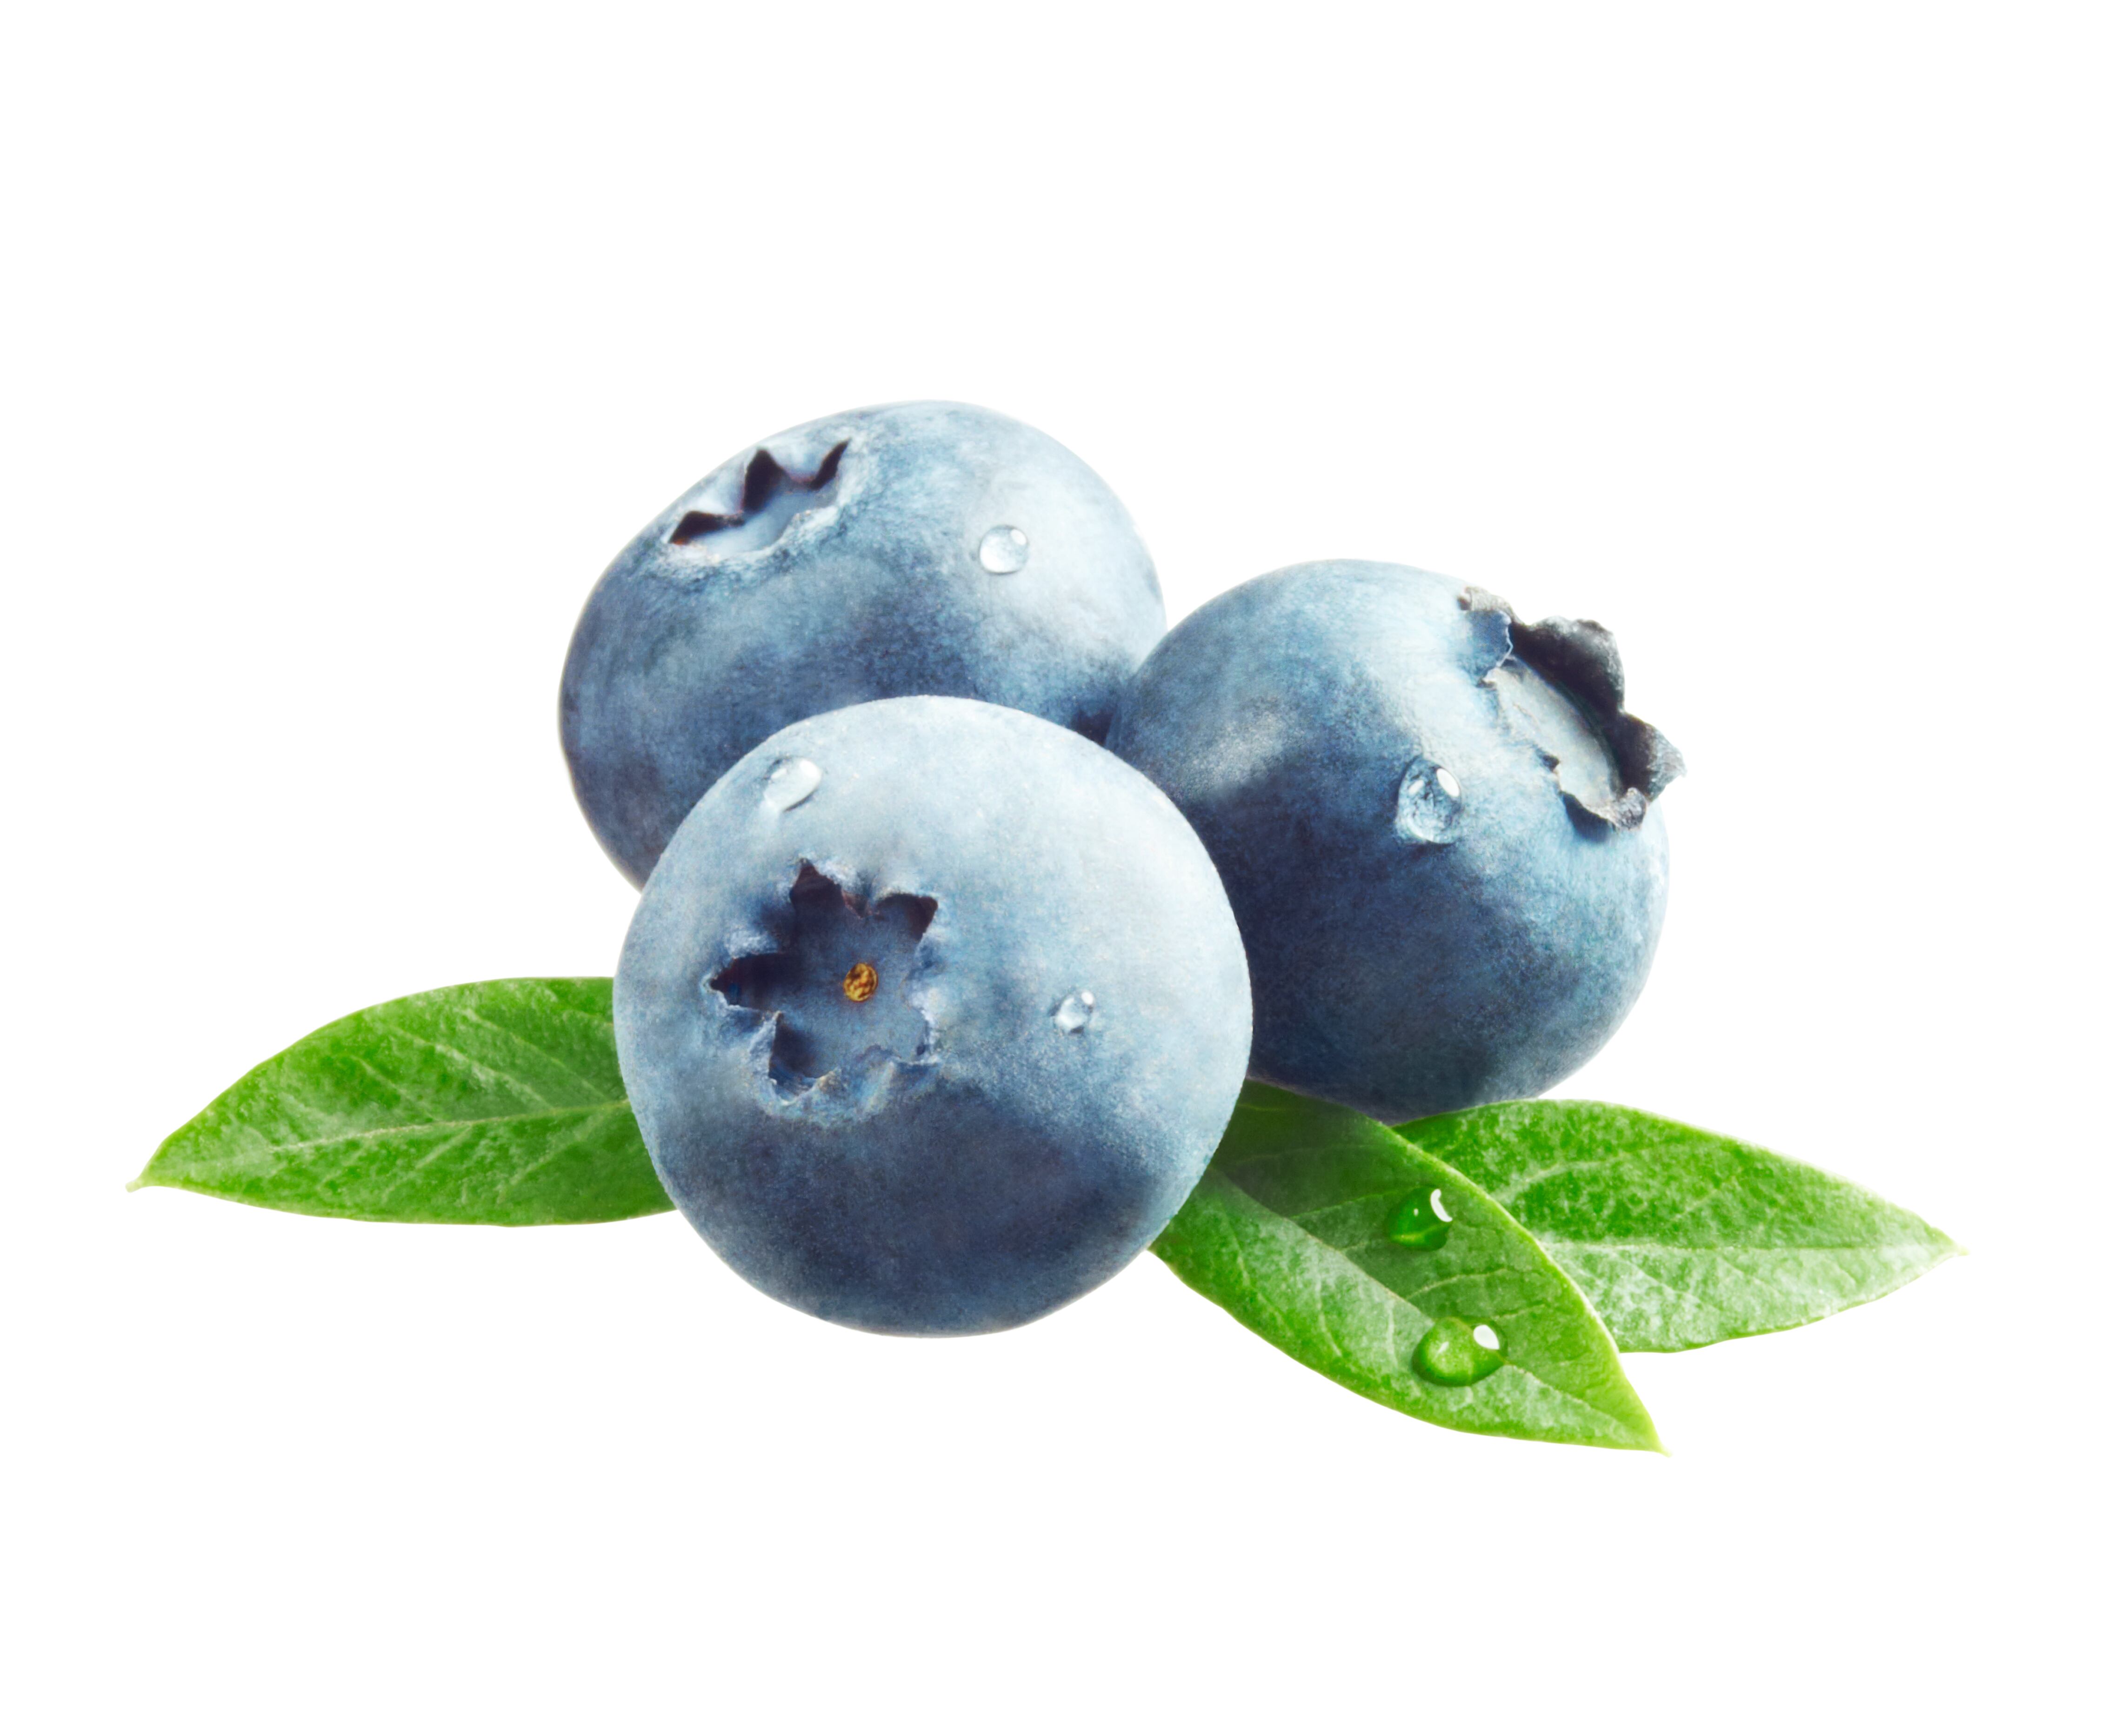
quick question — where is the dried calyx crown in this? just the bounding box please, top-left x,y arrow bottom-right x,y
670,442 -> 850,546
1460,586 -> 1686,831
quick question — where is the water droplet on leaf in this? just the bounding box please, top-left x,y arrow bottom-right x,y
1414,1318 -> 1506,1387
1054,990 -> 1095,1033
1387,1185 -> 1454,1250
977,525 -> 1030,574
761,757 -> 823,813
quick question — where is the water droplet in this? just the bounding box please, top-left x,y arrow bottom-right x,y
1395,757 -> 1463,845
842,962 -> 879,1003
1054,989 -> 1095,1033
1387,1185 -> 1454,1250
1414,1318 -> 1506,1387
977,525 -> 1030,574
761,757 -> 822,813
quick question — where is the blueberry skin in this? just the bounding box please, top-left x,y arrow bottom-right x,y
1107,561 -> 1681,1124
614,696 -> 1252,1336
563,401 -> 1165,886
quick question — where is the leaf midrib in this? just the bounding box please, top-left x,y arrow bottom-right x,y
1276,1192 -> 1943,1260
172,1098 -> 633,1161
1532,1235 -> 1954,1256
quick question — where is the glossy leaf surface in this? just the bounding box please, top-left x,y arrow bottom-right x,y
1154,1085 -> 1662,1451
1397,1101 -> 1960,1351
135,979 -> 671,1225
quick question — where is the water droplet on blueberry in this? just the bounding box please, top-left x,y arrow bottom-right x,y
977,525 -> 1031,574
842,962 -> 879,1003
1387,1185 -> 1454,1249
1394,758 -> 1463,845
1054,989 -> 1095,1033
1414,1317 -> 1506,1386
761,757 -> 823,813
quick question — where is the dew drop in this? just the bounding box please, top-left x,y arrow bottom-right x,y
1387,1185 -> 1454,1250
761,757 -> 823,813
1054,989 -> 1095,1033
977,525 -> 1030,574
1414,1318 -> 1507,1387
1395,757 -> 1463,845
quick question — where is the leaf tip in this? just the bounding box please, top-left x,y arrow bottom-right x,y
131,1126 -> 188,1195
1616,1408 -> 1668,1456
1608,1382 -> 1668,1456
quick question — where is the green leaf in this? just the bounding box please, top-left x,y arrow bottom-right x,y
1395,1101 -> 1961,1352
1154,1084 -> 1662,1452
133,978 -> 673,1225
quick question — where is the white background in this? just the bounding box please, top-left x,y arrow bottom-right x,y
5,5 -> 2123,1731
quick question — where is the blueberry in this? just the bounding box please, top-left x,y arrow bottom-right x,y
562,402 -> 1164,886
614,696 -> 1252,1335
1107,561 -> 1682,1123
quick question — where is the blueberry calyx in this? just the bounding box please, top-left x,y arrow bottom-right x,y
704,860 -> 939,1111
669,440 -> 850,547
1459,586 -> 1685,830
